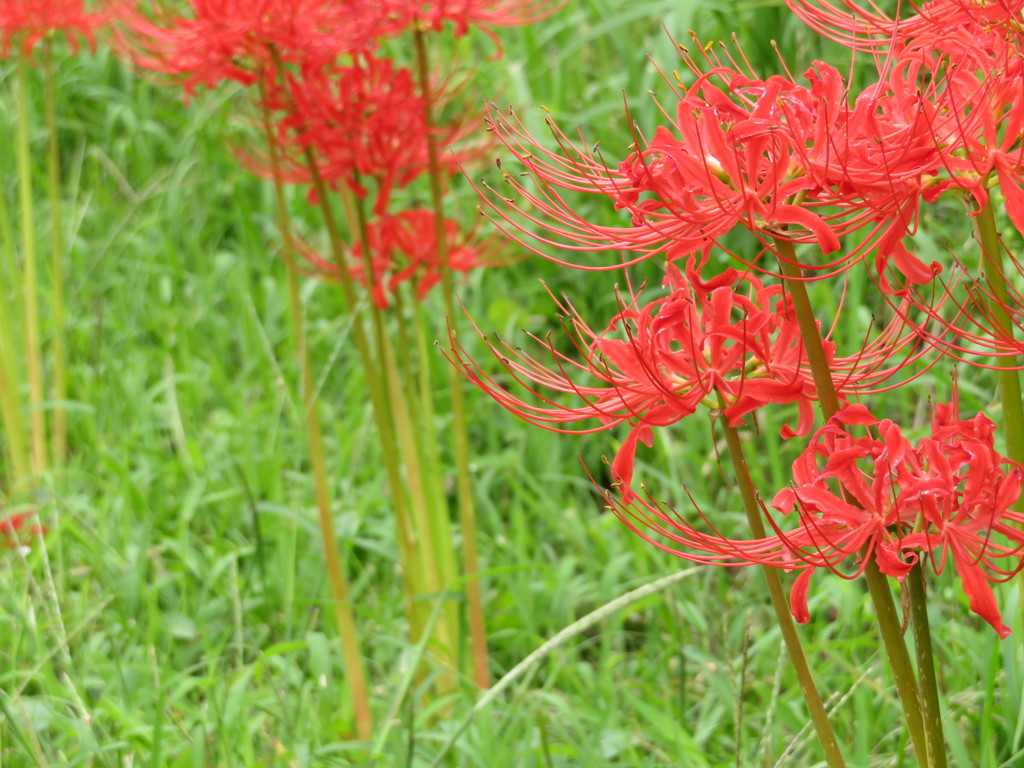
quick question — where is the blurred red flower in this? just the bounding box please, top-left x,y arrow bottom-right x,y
117,0 -> 401,93
409,0 -> 564,37
262,53 -> 477,214
0,511 -> 46,548
300,209 -> 490,308
0,0 -> 105,55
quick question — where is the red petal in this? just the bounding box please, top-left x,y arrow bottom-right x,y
790,569 -> 814,624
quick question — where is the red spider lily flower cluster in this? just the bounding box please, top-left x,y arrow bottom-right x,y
117,0 -> 563,91
479,59 -> 952,289
116,0 -> 547,306
451,0 -> 1024,640
302,209 -> 490,308
599,401 -> 1024,636
412,0 -> 564,37
451,269 -> 832,487
786,0 -> 1024,53
450,259 -> 938,485
0,510 -> 46,548
478,3 -> 1024,296
782,0 -> 1024,369
0,0 -> 107,56
116,0 -> 402,93
774,402 -> 1024,637
262,53 -> 477,215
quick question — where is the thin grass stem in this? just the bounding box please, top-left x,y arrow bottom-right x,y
427,566 -> 705,768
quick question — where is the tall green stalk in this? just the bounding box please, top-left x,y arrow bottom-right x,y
346,184 -> 459,687
16,54 -> 47,478
43,41 -> 67,468
299,145 -> 440,654
257,86 -> 372,741
403,287 -> 463,656
971,198 -> 1024,679
0,162 -> 30,490
413,24 -> 490,688
379,328 -> 460,686
973,200 -> 1024,466
908,562 -> 947,768
775,239 -> 934,767
265,45 -> 432,655
717,402 -> 846,768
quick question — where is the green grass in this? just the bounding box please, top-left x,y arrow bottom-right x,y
0,2 -> 1022,766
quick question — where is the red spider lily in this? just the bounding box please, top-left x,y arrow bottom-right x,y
772,402 -> 1024,636
874,248 -> 1024,370
410,0 -> 563,37
448,267 -> 835,488
479,70 -> 847,273
604,400 -> 1024,636
900,30 -> 1024,235
256,52 -> 479,214
0,511 -> 46,548
817,64 -> 950,290
300,209 -> 491,308
0,0 -> 106,56
117,0 -> 400,94
785,0 -> 1024,52
479,53 -> 946,287
846,26 -> 1024,357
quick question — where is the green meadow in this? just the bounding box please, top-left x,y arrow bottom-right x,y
1,2 -> 1023,766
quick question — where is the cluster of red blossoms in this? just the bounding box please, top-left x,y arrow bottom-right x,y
602,402 -> 1024,637
303,208 -> 494,309
112,0 -> 563,301
0,0 -> 105,55
483,0 -> 1024,294
453,0 -> 1024,634
0,511 -> 46,549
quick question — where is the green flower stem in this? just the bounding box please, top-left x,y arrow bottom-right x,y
304,156 -> 437,639
717,405 -> 846,768
414,24 -> 490,689
16,54 -> 47,478
43,41 -> 67,467
908,562 -> 947,768
345,184 -> 459,688
775,239 -> 932,768
257,85 -> 372,741
409,287 -> 463,647
265,46 -> 432,654
974,201 -> 1024,471
379,327 -> 460,687
0,161 -> 31,490
970,196 -> 1024,683
393,287 -> 459,617
395,286 -> 461,619
392,290 -> 420,414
